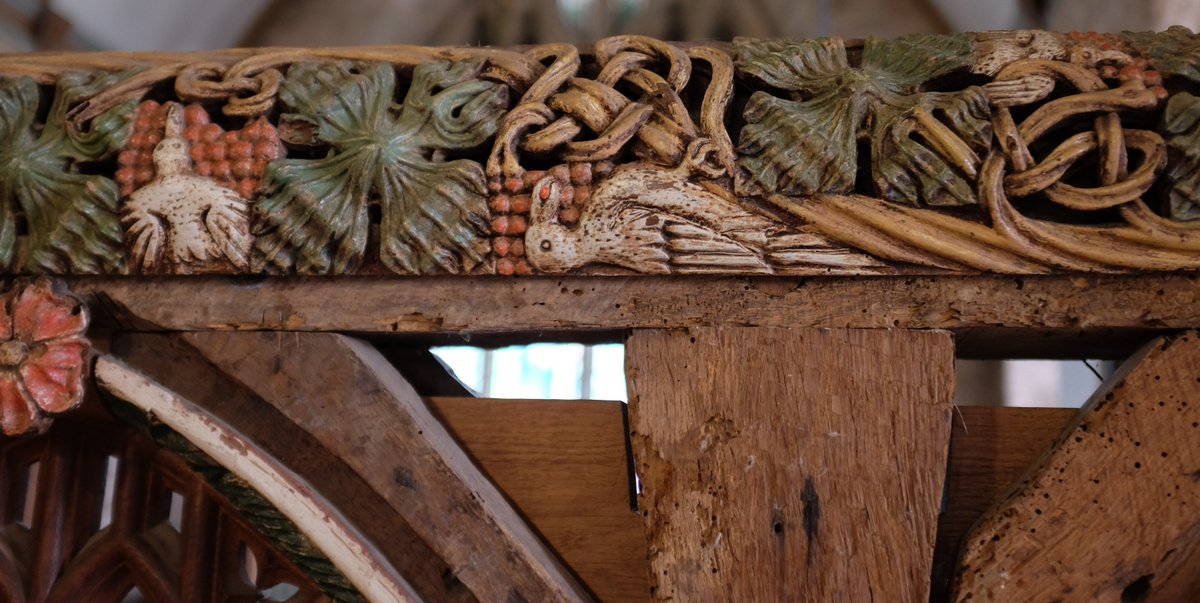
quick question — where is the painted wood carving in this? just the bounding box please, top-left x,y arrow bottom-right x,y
0,279 -> 88,437
3,28 -> 1200,275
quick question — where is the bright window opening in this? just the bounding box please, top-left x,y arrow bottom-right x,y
432,343 -> 627,401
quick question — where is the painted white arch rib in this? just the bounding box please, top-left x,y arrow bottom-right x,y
94,355 -> 421,603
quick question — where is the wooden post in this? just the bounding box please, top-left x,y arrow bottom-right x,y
626,327 -> 955,600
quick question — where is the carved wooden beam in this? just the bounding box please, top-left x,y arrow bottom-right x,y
94,356 -> 421,603
106,331 -> 477,601
161,331 -> 590,602
1,29 -> 1199,276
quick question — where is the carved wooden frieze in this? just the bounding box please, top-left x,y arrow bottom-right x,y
3,28 -> 1200,275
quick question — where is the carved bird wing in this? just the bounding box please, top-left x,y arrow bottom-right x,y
123,206 -> 167,274
598,202 -> 771,274
660,220 -> 772,273
591,205 -> 672,274
204,189 -> 252,270
765,231 -> 889,272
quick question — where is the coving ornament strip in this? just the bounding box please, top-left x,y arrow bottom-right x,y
1,29 -> 1200,276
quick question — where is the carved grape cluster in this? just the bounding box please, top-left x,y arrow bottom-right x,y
486,161 -> 612,275
117,100 -> 282,199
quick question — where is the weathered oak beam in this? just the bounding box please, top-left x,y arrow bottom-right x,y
75,274 -> 1200,358
107,332 -> 476,601
178,332 -> 591,602
953,332 -> 1200,602
94,356 -> 421,603
626,327 -> 955,600
930,406 -> 1078,602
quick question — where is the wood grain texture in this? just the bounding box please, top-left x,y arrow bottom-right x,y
179,332 -> 591,602
953,331 -> 1200,602
930,406 -> 1078,602
626,327 -> 955,601
74,274 -> 1200,357
428,397 -> 648,602
108,332 -> 475,602
94,356 -> 419,603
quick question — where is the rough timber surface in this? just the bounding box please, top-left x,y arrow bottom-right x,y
953,331 -> 1200,602
626,327 -> 954,601
71,274 -> 1200,356
930,406 -> 1079,602
112,330 -> 591,602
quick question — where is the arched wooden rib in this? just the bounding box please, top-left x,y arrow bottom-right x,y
94,356 -> 421,603
174,331 -> 593,603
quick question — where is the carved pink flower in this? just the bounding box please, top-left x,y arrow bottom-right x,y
0,279 -> 89,437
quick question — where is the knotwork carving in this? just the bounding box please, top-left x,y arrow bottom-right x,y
1,29 -> 1200,276
487,35 -> 735,184
988,60 -> 1165,214
175,62 -> 284,117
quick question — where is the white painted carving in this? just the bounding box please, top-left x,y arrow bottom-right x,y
525,139 -> 886,274
122,103 -> 251,274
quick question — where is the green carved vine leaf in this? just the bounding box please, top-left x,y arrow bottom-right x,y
1163,91 -> 1200,221
253,60 -> 506,274
1123,26 -> 1200,83
734,33 -> 991,206
0,71 -> 135,273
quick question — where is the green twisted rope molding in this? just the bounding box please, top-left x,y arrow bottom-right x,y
2,27 -> 1200,276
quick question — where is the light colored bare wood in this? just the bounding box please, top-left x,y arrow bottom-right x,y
93,356 -> 422,603
953,332 -> 1200,602
180,332 -> 591,603
930,406 -> 1078,602
73,274 -> 1200,357
626,327 -> 955,601
428,397 -> 648,602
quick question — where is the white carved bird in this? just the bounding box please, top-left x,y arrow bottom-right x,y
122,104 -> 251,273
525,139 -> 884,274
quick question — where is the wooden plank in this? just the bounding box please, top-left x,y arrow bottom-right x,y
181,332 -> 591,602
108,332 -> 477,602
626,327 -> 955,600
953,332 -> 1200,602
75,274 -> 1200,358
93,356 -> 422,603
930,406 -> 1078,602
428,397 -> 648,603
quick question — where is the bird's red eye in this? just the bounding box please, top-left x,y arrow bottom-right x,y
539,183 -> 552,201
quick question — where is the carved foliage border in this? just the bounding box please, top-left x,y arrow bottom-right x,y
2,28 -> 1200,276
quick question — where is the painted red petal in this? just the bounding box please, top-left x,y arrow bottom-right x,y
0,374 -> 46,437
20,339 -> 87,414
0,293 -> 12,342
12,280 -> 87,343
